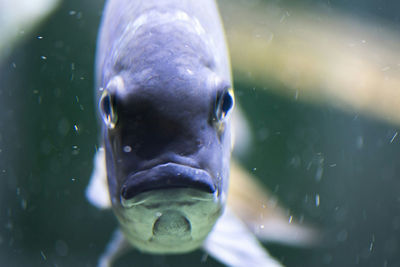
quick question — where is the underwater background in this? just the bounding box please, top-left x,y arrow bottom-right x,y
1,0 -> 400,266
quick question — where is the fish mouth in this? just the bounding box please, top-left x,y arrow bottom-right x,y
120,163 -> 216,200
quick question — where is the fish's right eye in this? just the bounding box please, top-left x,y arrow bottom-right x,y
99,90 -> 118,129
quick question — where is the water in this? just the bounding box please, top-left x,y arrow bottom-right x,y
1,0 -> 400,266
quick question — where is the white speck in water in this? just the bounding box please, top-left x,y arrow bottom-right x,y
71,63 -> 75,71
71,178 -> 76,182
72,145 -> 79,155
11,62 -> 17,68
40,250 -> 47,260
69,10 -> 76,15
289,216 -> 293,224
186,68 -> 193,75
21,199 -> 27,210
315,194 -> 320,207
123,145 -> 132,153
330,163 -> 337,167
155,212 -> 162,218
41,56 -> 47,60
201,253 -> 209,263
37,36 -> 43,40
390,132 -> 398,143
315,166 -> 323,182
267,33 -> 274,44
73,124 -> 79,132
361,39 -> 366,44
280,13 -> 286,23
356,136 -> 364,149
369,234 -> 375,252
252,167 -> 257,172
260,224 -> 265,229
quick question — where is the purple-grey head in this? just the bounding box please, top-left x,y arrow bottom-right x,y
96,0 -> 234,253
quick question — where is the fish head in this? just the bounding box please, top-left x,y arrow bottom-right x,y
98,19 -> 234,252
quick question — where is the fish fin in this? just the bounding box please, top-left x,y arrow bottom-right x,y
228,160 -> 318,246
98,229 -> 132,267
203,208 -> 283,267
231,107 -> 252,158
86,147 -> 112,209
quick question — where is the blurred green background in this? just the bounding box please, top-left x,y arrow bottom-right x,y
1,0 -> 400,266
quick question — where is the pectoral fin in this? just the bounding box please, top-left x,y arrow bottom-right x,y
86,147 -> 112,209
97,229 -> 131,267
203,208 -> 283,267
228,160 -> 318,246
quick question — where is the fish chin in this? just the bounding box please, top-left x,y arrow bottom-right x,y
116,188 -> 222,253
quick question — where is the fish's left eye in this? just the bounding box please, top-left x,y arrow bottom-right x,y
215,88 -> 234,121
99,90 -> 118,129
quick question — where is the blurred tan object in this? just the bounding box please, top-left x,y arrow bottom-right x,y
219,0 -> 400,125
0,0 -> 60,61
228,160 -> 318,246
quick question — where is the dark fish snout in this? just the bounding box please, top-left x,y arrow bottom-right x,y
120,163 -> 216,200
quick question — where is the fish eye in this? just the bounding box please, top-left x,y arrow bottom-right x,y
99,90 -> 118,129
215,88 -> 234,121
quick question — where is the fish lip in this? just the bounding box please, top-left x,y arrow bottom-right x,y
120,163 -> 216,200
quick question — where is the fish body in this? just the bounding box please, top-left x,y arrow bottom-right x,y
87,0 -> 315,266
94,0 -> 233,255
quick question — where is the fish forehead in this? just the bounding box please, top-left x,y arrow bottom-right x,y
112,9 -> 213,65
102,12 -> 219,102
96,0 -> 231,93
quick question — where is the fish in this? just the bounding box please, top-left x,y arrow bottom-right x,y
86,0 -> 316,266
